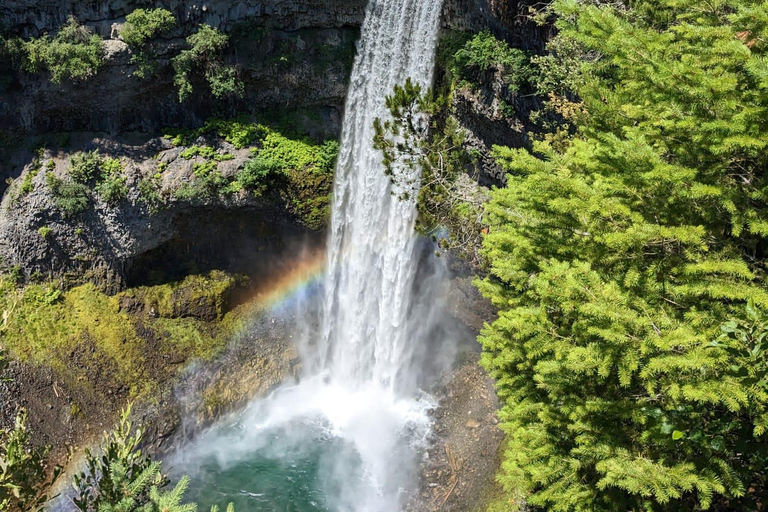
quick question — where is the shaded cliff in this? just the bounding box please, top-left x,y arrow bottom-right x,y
0,9 -> 361,134
0,0 -> 538,132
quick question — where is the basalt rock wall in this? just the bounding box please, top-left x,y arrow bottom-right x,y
0,0 -> 535,135
0,2 -> 364,135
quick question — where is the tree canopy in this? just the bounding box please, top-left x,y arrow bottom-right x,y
478,0 -> 768,510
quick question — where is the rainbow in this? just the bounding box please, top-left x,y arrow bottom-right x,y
246,248 -> 327,312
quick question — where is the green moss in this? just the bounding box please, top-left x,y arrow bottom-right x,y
0,279 -> 150,395
0,272 -> 249,398
119,270 -> 240,320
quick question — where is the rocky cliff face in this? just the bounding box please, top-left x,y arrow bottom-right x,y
0,0 -> 542,286
1,0 -> 366,37
0,0 -> 519,135
0,132 -> 323,290
443,0 -> 549,51
0,4 -> 361,134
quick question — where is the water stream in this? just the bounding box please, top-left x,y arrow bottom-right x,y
174,1 -> 446,509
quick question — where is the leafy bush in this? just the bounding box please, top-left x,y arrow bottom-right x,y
96,157 -> 128,204
208,65 -> 242,98
68,150 -> 101,182
73,407 -> 235,512
138,172 -> 164,213
18,162 -> 41,196
236,155 -> 283,192
46,172 -> 90,216
18,16 -> 103,83
66,152 -> 127,204
193,161 -> 228,196
163,116 -> 338,226
121,8 -> 175,47
252,127 -> 338,227
450,30 -> 532,92
258,128 -> 337,176
74,406 -> 222,512
173,161 -> 230,201
165,118 -> 260,149
37,226 -> 51,238
0,412 -> 60,512
122,8 -> 176,79
172,25 -> 243,102
207,118 -> 261,149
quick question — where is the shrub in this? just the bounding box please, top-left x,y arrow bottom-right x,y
480,1 -> 768,509
0,412 -> 60,512
172,25 -> 243,102
207,65 -> 243,98
121,8 -> 176,79
95,157 -> 127,204
18,164 -> 41,196
121,8 -> 175,47
68,150 -> 100,182
237,155 -> 284,192
251,126 -> 338,228
73,406 -> 181,512
214,119 -> 260,149
47,172 -> 90,216
179,145 -> 232,161
450,30 -> 532,92
163,116 -> 338,226
167,118 -> 261,149
37,226 -> 51,239
193,161 -> 228,196
173,161 -> 230,201
73,406 -> 235,512
138,173 -> 164,213
19,16 -> 103,83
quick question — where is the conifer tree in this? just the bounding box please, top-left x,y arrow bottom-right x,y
0,411 -> 60,512
479,0 -> 768,510
73,406 -> 235,512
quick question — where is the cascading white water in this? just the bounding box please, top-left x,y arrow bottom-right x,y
315,0 -> 444,394
170,2 -> 447,510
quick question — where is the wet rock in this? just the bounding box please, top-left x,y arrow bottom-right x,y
405,355 -> 504,512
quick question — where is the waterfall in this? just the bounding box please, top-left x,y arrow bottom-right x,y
316,0 -> 444,393
170,1 -> 447,510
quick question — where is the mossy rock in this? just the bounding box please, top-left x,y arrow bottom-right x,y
118,270 -> 247,321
